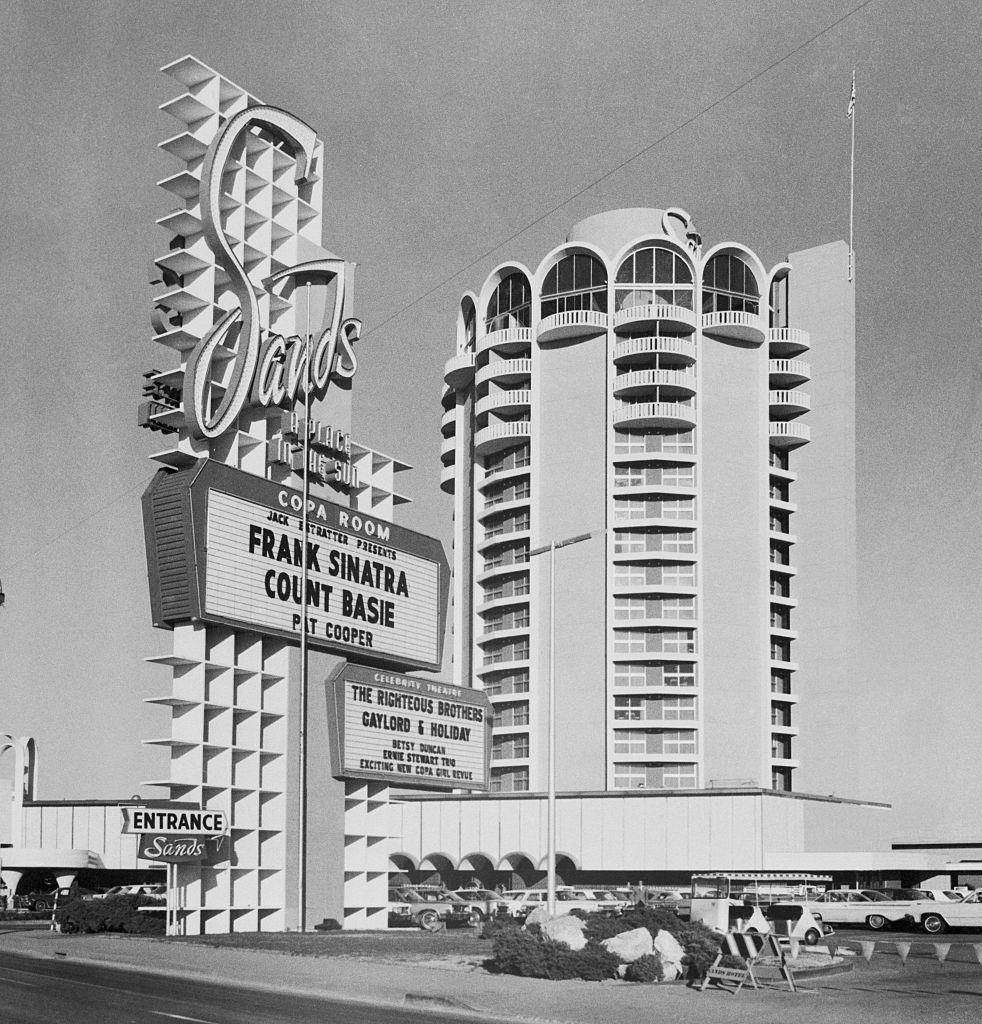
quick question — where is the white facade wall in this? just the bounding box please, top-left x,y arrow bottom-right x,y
394,791 -> 894,874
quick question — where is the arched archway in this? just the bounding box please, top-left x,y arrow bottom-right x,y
497,852 -> 541,890
389,853 -> 417,887
417,852 -> 456,888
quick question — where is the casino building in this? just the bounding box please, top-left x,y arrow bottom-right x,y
440,207 -> 858,798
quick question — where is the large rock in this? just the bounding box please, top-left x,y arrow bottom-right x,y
524,904 -> 553,928
540,913 -> 588,950
602,927 -> 653,963
653,928 -> 685,980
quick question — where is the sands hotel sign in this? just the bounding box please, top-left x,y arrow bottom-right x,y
143,102 -> 450,673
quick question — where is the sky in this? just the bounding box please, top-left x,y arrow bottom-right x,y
1,0 -> 980,841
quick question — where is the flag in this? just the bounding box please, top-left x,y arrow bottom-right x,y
895,941 -> 911,966
847,72 -> 856,119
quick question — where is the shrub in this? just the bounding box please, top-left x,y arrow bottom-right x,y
624,952 -> 663,983
676,921 -> 722,979
479,915 -> 524,940
492,928 -> 621,981
55,895 -> 164,936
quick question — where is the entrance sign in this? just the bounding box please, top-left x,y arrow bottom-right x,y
143,460 -> 450,673
326,664 -> 491,789
123,809 -> 227,836
123,807 -> 230,866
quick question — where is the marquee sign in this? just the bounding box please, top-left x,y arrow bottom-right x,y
143,460 -> 449,672
326,664 -> 491,790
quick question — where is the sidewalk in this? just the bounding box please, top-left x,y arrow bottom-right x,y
0,927 -> 978,1024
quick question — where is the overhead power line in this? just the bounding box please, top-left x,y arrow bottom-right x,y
363,0 -> 876,340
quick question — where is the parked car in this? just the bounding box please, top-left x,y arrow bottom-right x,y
796,891 -> 914,930
89,884 -> 165,903
864,888 -> 932,902
763,903 -> 835,945
910,889 -> 982,934
917,889 -> 962,902
496,887 -> 619,919
387,886 -> 474,930
496,889 -> 548,920
451,888 -> 500,921
15,886 -> 101,911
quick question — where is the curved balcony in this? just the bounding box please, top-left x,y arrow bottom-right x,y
767,327 -> 810,356
613,335 -> 697,366
439,462 -> 455,494
537,309 -> 608,343
701,310 -> 765,344
476,390 -> 531,418
613,303 -> 697,335
769,422 -> 810,449
477,590 -> 530,614
477,560 -> 530,585
611,615 -> 698,631
476,656 -> 530,677
444,351 -> 476,390
477,495 -> 530,523
611,582 -> 698,599
477,528 -> 531,555
475,420 -> 532,456
440,435 -> 457,465
612,400 -> 696,430
476,358 -> 532,388
440,405 -> 456,438
768,359 -> 810,388
769,390 -> 810,420
477,326 -> 532,356
612,369 -> 696,400
612,514 -> 697,531
476,623 -> 530,645
479,463 -> 530,493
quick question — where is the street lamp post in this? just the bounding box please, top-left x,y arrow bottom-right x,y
529,531 -> 594,918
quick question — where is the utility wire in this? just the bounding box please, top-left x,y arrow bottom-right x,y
363,0 -> 877,340
2,1 -> 876,578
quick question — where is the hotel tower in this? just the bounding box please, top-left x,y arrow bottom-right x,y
440,207 -> 857,798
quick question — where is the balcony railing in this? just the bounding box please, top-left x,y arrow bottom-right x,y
475,421 -> 532,455
612,368 -> 696,399
537,308 -> 608,343
613,335 -> 697,365
700,310 -> 765,344
613,303 -> 698,334
767,327 -> 810,355
444,350 -> 476,389
477,326 -> 532,355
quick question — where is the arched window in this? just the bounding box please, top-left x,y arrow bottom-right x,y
769,275 -> 788,328
485,273 -> 531,333
615,246 -> 693,312
541,254 -> 607,318
462,301 -> 476,350
703,255 -> 759,315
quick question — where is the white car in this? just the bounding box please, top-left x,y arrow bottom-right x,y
88,884 -> 166,902
496,887 -> 616,919
797,891 -> 915,930
910,889 -> 982,934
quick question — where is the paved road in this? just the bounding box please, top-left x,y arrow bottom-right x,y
0,950 -> 495,1024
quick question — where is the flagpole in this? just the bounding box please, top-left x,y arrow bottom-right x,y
848,68 -> 856,282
